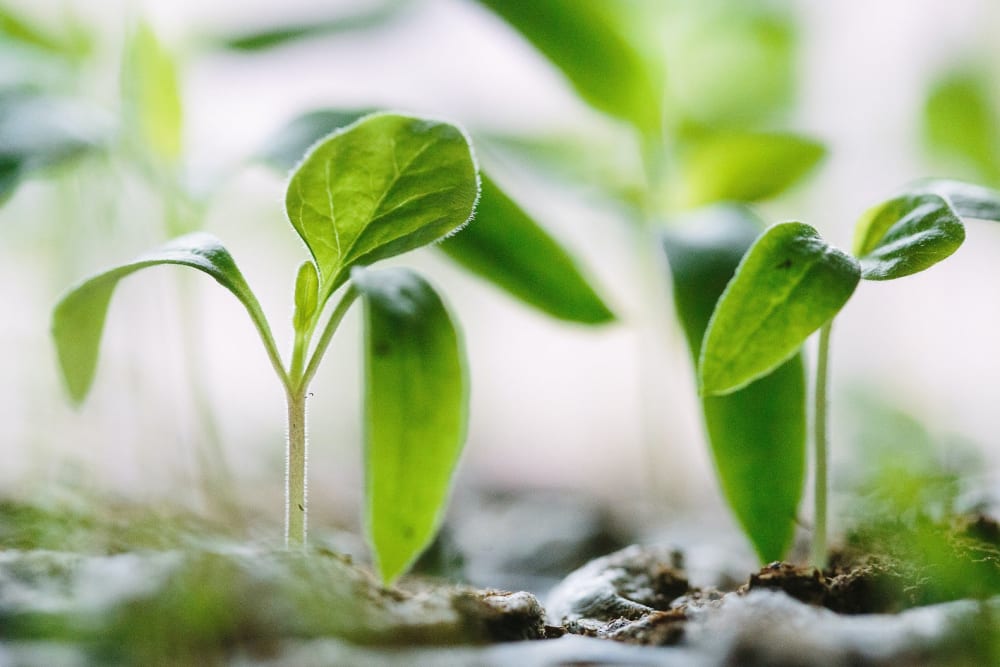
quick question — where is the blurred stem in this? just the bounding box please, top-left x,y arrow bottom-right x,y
285,388 -> 307,547
812,321 -> 833,569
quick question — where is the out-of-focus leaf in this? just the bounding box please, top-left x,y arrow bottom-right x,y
663,205 -> 805,562
440,174 -> 614,324
853,193 -> 965,281
285,113 -> 479,303
475,0 -> 662,137
663,3 -> 795,128
121,23 -> 183,163
675,131 -> 825,207
915,178 -> 1000,223
353,266 -> 467,584
218,1 -> 406,51
52,233 -> 273,404
923,69 -> 1000,183
700,222 -> 860,396
258,108 -> 375,171
0,90 -> 107,202
0,6 -> 91,59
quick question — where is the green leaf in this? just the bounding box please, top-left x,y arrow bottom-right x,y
439,174 -> 614,324
0,6 -> 91,59
353,266 -> 467,584
121,23 -> 183,163
0,90 -> 107,203
923,68 -> 1000,183
285,113 -> 479,302
475,0 -> 661,137
853,193 -> 965,281
217,1 -> 406,51
292,260 -> 319,332
663,205 -> 805,562
699,222 -> 860,396
914,178 -> 1000,222
675,131 -> 825,207
258,108 -> 375,171
52,233 -> 274,404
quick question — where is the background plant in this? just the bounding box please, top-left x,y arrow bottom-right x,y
52,112 -> 479,583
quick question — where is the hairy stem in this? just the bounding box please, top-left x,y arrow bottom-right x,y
286,389 -> 308,547
812,321 -> 833,569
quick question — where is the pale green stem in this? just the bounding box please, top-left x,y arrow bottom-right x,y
285,388 -> 308,546
299,286 -> 360,392
812,321 -> 833,569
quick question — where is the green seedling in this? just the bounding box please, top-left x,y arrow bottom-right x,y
697,179 -> 1000,567
52,112 -> 480,583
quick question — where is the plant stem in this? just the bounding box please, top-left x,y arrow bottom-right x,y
812,321 -> 833,569
285,389 -> 308,547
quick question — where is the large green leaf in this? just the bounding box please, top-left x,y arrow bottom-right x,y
915,178 -> 1000,223
353,266 -> 467,584
675,131 -> 825,207
923,68 -> 1000,183
285,113 -> 478,302
0,90 -> 107,203
52,233 -> 274,404
853,193 -> 965,281
475,0 -> 661,137
700,222 -> 860,396
121,23 -> 182,163
439,174 -> 614,324
663,206 -> 805,562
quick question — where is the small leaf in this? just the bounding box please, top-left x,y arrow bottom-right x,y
439,174 -> 614,324
258,108 -> 376,171
52,233 -> 272,404
292,260 -> 319,332
475,0 -> 662,137
923,68 -> 1000,183
285,113 -> 479,301
914,178 -> 1000,223
353,266 -> 467,584
121,23 -> 183,163
853,193 -> 965,281
663,205 -> 805,562
676,131 -> 825,207
699,222 -> 860,396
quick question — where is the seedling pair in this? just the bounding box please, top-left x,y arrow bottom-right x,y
697,179 -> 1000,567
52,113 -> 479,583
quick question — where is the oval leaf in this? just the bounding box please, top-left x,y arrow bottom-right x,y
475,0 -> 661,137
914,178 -> 1000,223
52,233 -> 272,404
676,131 -> 825,208
353,266 -> 467,584
853,193 -> 965,281
439,174 -> 614,324
663,206 -> 805,562
699,222 -> 860,396
923,69 -> 1000,183
285,113 -> 479,299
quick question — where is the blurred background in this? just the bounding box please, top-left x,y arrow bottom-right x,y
3,0 -> 1000,549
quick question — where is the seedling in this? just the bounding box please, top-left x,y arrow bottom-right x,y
697,179 -> 1000,567
52,112 -> 480,583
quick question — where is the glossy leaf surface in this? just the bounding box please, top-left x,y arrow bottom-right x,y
52,233 -> 271,404
121,23 -> 182,163
476,0 -> 661,136
677,131 -> 825,207
353,266 -> 467,584
915,178 -> 1000,223
853,193 -> 965,281
285,113 -> 478,300
440,174 -> 614,324
923,69 -> 1000,183
663,206 -> 805,562
700,222 -> 859,396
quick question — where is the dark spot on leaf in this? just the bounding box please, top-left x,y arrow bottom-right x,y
374,340 -> 391,356
776,258 -> 793,269
403,525 -> 414,539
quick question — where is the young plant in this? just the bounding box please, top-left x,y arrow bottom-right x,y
697,179 -> 1000,567
51,112 -> 480,583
